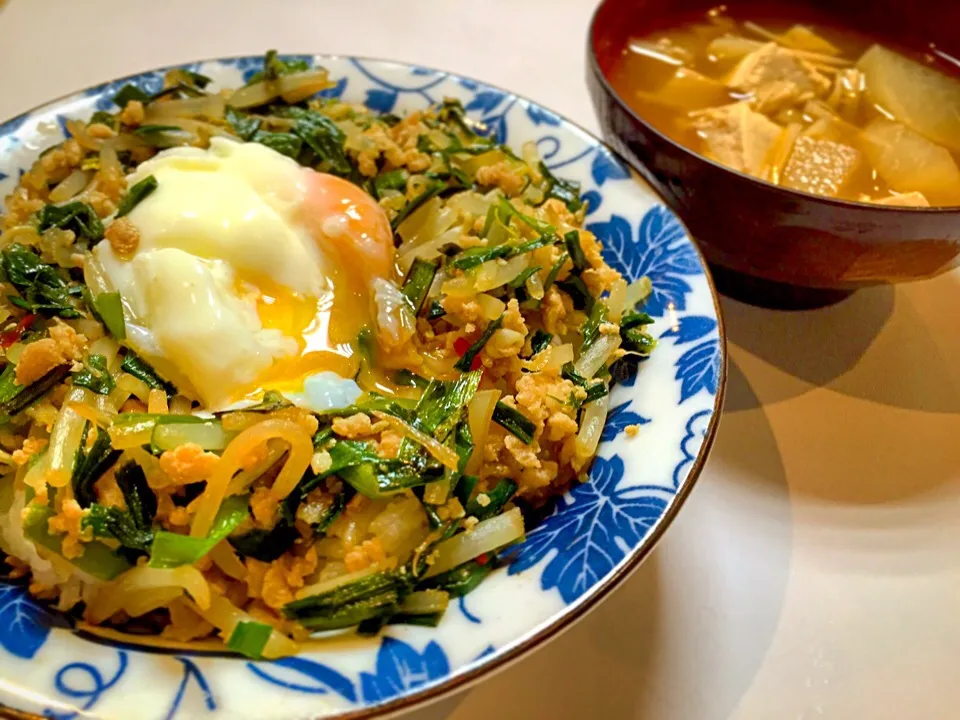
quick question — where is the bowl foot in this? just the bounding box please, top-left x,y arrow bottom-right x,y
710,265 -> 855,310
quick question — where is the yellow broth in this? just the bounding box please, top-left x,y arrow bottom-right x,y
609,7 -> 960,206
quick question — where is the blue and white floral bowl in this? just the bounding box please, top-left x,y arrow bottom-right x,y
0,56 -> 725,719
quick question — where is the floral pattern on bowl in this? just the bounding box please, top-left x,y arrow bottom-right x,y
0,55 -> 725,720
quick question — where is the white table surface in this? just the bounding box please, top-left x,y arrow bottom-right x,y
2,1 -> 959,718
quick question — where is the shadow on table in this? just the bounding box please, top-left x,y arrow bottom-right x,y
425,359 -> 790,720
721,281 -> 960,414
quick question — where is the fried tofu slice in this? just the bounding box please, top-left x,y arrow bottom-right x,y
728,43 -> 831,113
781,135 -> 861,196
691,101 -> 782,175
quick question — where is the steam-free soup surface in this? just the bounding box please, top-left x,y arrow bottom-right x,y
609,7 -> 960,206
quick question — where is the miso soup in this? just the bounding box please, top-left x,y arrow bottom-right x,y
609,6 -> 960,206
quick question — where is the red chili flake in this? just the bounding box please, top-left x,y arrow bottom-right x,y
453,337 -> 470,356
476,553 -> 489,566
0,314 -> 37,348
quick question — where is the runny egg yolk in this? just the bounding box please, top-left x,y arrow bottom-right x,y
93,138 -> 396,410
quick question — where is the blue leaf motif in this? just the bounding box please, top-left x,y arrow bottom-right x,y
365,88 -> 399,114
318,77 -> 348,99
675,339 -> 721,403
165,658 -> 216,720
458,595 -> 481,624
509,456 -> 668,603
247,657 -> 357,702
457,77 -> 479,90
673,409 -> 712,489
474,645 -> 496,661
48,651 -> 127,720
411,66 -> 436,76
0,113 -> 29,137
0,584 -> 51,659
591,148 -> 629,185
588,207 -> 701,317
526,103 -> 561,126
360,638 -> 450,703
484,114 -> 507,145
582,190 -> 602,216
0,172 -> 8,182
465,90 -> 506,114
601,401 -> 650,442
660,315 -> 717,345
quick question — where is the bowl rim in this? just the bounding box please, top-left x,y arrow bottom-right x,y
0,52 -> 728,720
585,3 -> 960,215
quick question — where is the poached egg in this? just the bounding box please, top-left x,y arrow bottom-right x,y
93,137 -> 395,411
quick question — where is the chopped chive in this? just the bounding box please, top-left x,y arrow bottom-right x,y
556,276 -> 592,311
132,124 -> 181,136
450,244 -> 512,270
538,161 -> 583,212
582,380 -> 609,404
391,180 -> 444,230
227,620 -> 274,660
401,259 -> 438,315
93,292 -> 126,340
418,558 -> 493,597
427,300 -> 446,320
373,169 -> 408,199
507,265 -> 541,289
497,197 -> 554,236
466,478 -> 517,520
120,352 -> 176,395
529,329 -> 553,355
564,230 -> 587,272
454,315 -> 502,372
492,401 -> 535,444
480,205 -> 497,238
113,84 -> 150,108
580,301 -> 608,353
116,175 -> 158,218
541,251 -> 569,296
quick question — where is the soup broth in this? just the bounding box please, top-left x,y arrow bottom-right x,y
609,6 -> 960,206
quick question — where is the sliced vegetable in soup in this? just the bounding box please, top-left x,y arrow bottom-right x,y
610,7 -> 960,206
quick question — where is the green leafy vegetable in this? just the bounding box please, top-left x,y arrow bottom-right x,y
492,401 -> 535,444
72,426 -> 120,508
530,329 -> 553,355
121,352 -> 176,395
24,502 -> 131,580
227,621 -> 274,660
84,503 -> 154,554
407,371 -> 483,443
539,162 -> 583,212
286,109 -> 351,175
113,84 -> 150,108
454,316 -> 502,372
116,175 -> 158,218
252,130 -> 302,159
93,291 -> 126,340
72,354 -> 116,395
401,258 -> 438,315
89,111 -> 118,131
132,125 -> 193,148
35,202 -> 104,242
225,107 -> 262,141
149,495 -> 248,568
283,570 -> 404,630
1,243 -> 84,318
